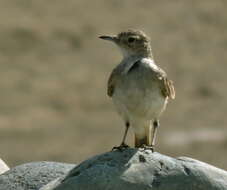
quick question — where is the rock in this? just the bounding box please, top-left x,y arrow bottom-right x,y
0,161 -> 75,190
41,148 -> 227,190
1,149 -> 226,190
0,159 -> 9,175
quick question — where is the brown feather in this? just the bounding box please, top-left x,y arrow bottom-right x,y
135,135 -> 147,148
153,66 -> 175,100
162,78 -> 175,99
107,67 -> 119,97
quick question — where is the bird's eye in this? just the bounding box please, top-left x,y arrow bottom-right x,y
128,37 -> 135,43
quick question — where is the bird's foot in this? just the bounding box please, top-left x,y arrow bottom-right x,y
140,144 -> 154,152
112,143 -> 130,152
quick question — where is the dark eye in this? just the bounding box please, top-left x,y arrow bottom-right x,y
128,37 -> 135,43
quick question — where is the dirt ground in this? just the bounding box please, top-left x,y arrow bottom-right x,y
0,0 -> 227,170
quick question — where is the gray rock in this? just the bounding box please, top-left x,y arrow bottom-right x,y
0,161 -> 75,190
41,148 -> 227,190
0,159 -> 9,175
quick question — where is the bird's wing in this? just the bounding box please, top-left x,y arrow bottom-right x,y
107,59 -> 175,99
139,59 -> 175,99
107,67 -> 118,97
153,66 -> 175,99
161,76 -> 175,99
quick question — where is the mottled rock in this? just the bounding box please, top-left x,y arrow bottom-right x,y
1,149 -> 226,190
0,161 -> 75,190
0,159 -> 9,175
41,148 -> 227,190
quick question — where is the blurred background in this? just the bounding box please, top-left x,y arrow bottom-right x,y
0,0 -> 227,169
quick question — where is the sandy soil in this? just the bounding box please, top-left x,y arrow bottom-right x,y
0,0 -> 227,170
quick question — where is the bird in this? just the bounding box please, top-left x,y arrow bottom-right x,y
99,29 -> 175,150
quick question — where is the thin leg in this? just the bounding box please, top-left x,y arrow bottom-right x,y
112,122 -> 130,151
121,122 -> 130,146
151,120 -> 159,148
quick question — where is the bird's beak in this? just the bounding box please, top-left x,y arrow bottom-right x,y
99,35 -> 118,42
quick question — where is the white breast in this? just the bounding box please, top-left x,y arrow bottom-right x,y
112,57 -> 167,121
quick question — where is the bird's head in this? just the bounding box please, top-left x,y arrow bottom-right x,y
99,29 -> 152,58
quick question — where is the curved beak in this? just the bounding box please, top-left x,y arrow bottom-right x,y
99,35 -> 118,42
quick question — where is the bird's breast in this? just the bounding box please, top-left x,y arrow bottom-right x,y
112,74 -> 167,119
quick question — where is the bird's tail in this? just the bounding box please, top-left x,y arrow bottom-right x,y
134,124 -> 152,148
135,135 -> 147,148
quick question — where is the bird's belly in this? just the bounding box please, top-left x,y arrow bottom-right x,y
112,84 -> 167,120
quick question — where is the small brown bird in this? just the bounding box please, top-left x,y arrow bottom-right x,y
100,29 -> 175,150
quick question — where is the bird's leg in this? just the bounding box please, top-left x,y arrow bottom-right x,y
121,122 -> 130,147
140,120 -> 159,152
150,120 -> 159,151
112,122 -> 130,151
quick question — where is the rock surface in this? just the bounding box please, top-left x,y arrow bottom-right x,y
41,148 -> 227,190
0,159 -> 9,175
1,149 -> 227,190
0,161 -> 75,190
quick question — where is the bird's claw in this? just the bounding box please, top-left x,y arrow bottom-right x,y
112,143 -> 130,151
